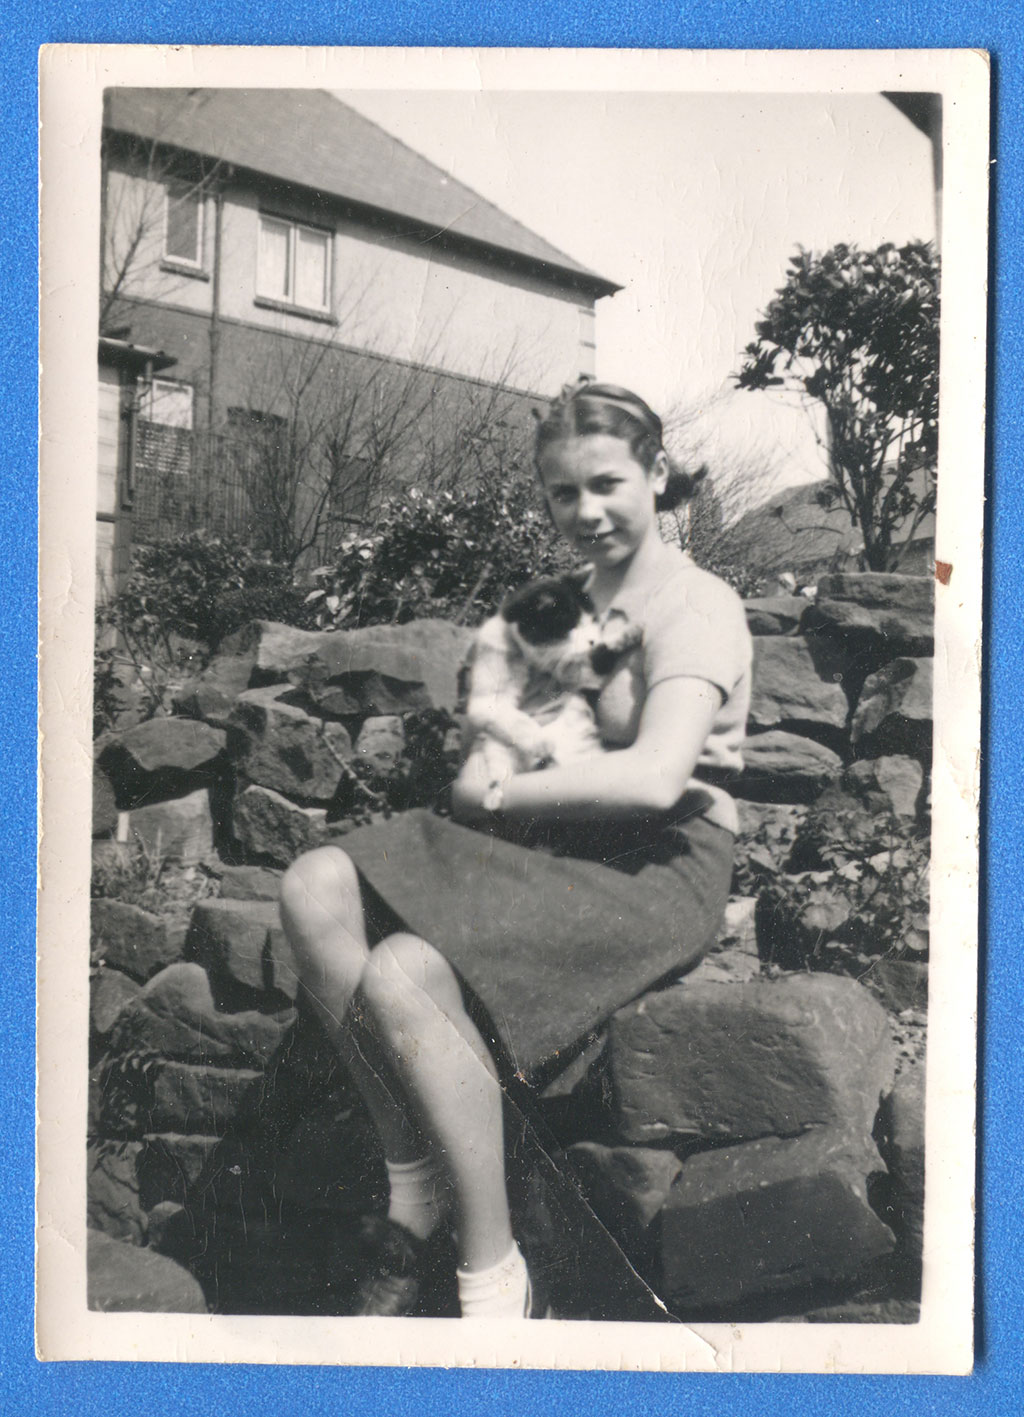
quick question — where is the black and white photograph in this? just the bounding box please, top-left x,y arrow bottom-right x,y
37,46 -> 986,1372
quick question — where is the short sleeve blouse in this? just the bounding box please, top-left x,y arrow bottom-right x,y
593,548 -> 752,832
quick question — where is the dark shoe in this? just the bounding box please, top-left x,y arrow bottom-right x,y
352,1217 -> 426,1318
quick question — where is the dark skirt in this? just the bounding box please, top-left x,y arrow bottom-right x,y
338,807 -> 734,1083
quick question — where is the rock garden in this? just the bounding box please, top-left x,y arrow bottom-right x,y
88,570 -> 931,1323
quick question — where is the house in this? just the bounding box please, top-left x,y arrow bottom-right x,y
100,87 -> 620,572
96,335 -> 176,603
718,476 -> 935,589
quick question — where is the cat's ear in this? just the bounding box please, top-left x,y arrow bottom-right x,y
499,580 -> 531,622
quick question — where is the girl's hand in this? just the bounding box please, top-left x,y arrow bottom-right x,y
451,752 -> 497,825
487,676 -> 723,823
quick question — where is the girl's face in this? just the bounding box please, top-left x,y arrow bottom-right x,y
538,434 -> 668,570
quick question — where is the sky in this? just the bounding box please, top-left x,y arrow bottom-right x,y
341,88 -> 936,494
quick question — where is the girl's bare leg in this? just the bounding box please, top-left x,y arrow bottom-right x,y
360,933 -> 516,1274
279,847 -> 423,1166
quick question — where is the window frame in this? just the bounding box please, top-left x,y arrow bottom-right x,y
145,378 -> 195,431
162,180 -> 206,272
256,212 -> 333,317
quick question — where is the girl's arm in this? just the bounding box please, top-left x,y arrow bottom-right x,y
452,675 -> 722,824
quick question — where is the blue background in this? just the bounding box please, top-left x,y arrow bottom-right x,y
6,4 -> 1017,1413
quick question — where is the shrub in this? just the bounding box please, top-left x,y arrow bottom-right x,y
96,532 -> 314,724
91,838 -> 218,920
754,800 -> 930,978
305,479 -> 570,630
102,532 -> 311,649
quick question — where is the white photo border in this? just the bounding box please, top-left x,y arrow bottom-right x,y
37,43 -> 988,1374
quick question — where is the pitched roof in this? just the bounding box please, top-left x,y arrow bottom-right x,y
722,477 -> 935,573
104,87 -> 620,298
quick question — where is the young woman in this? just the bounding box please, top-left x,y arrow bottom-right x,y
279,381 -> 752,1319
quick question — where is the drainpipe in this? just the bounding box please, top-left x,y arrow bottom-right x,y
208,177 -> 225,439
206,167 -> 230,524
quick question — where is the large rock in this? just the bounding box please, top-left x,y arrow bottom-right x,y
173,623 -> 262,726
254,618 -> 472,714
109,962 -> 295,1067
733,731 -> 843,804
186,898 -> 301,1003
608,972 -> 893,1145
138,1132 -> 222,1209
218,864 -> 283,901
146,1061 -> 264,1134
91,899 -> 183,982
743,596 -> 808,636
230,686 -> 352,802
87,1141 -> 146,1244
817,572 -> 935,613
851,658 -> 933,758
232,785 -> 329,868
87,1228 -> 207,1313
843,754 -> 924,819
90,967 -> 142,1040
749,638 -> 849,743
127,787 -> 215,867
660,1128 -> 894,1314
99,718 -> 229,808
804,572 -> 934,662
566,1142 -> 683,1249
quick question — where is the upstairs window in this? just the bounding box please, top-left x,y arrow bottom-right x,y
163,182 -> 204,268
257,215 -> 331,314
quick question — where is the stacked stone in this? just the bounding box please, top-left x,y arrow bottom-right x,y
88,619 -> 470,1312
88,575 -> 932,1317
542,572 -> 932,1316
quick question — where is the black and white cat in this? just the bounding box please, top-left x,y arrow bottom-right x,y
464,573 -> 642,810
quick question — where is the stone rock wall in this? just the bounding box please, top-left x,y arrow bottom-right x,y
90,578 -> 931,1319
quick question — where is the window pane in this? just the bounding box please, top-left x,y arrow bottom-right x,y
295,227 -> 329,310
165,185 -> 201,263
148,381 -> 194,430
258,218 -> 291,300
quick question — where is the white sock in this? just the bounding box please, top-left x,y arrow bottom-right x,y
457,1242 -> 530,1319
385,1155 -> 451,1242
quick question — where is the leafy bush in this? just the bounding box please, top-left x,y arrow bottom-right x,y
96,532 -> 315,724
306,480 -> 570,630
91,838 -> 218,920
754,800 -> 929,978
737,241 -> 939,573
102,531 -> 311,649
732,807 -> 806,897
93,646 -> 125,739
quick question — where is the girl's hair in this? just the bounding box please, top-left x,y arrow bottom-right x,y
533,379 -> 697,512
